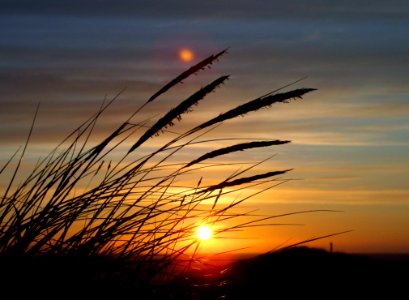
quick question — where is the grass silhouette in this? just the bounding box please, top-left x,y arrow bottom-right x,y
0,49 -> 318,297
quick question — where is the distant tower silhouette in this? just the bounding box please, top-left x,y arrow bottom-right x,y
330,242 -> 333,253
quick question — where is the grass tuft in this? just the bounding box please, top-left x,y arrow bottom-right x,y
0,49 -> 317,293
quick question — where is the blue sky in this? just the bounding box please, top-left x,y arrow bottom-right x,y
1,0 -> 408,252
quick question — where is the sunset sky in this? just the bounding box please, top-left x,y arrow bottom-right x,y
1,0 -> 408,254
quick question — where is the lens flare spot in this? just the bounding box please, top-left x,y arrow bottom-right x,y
179,48 -> 194,62
197,225 -> 212,241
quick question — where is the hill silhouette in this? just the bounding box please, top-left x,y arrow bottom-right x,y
221,246 -> 408,299
1,247 -> 408,299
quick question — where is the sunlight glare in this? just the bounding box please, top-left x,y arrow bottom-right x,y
179,48 -> 194,62
197,225 -> 212,241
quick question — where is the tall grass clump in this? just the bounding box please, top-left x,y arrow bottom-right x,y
0,49 -> 317,296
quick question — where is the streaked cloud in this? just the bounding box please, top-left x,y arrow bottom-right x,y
1,0 -> 409,252
2,0 -> 409,21
260,188 -> 409,205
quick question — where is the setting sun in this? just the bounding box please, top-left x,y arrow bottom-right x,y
179,48 -> 194,62
197,225 -> 212,241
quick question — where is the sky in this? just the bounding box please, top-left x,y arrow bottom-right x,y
1,0 -> 409,254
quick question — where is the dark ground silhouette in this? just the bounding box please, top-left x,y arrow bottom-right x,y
220,247 -> 409,299
1,247 -> 408,299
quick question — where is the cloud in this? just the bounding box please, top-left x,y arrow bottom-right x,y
2,0 -> 409,21
262,188 -> 409,205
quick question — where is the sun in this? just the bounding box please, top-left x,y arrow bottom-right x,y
179,48 -> 194,62
196,225 -> 212,241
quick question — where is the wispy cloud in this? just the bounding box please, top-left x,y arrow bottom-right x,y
2,0 -> 409,21
262,188 -> 409,205
1,0 -> 409,252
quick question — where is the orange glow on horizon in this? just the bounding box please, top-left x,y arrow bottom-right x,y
179,48 -> 194,62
